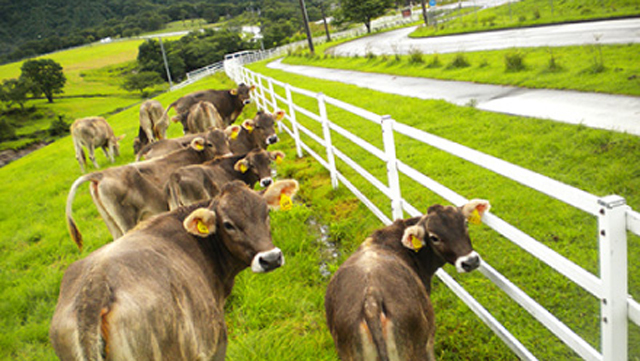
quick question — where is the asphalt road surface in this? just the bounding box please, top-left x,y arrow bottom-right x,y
267,59 -> 640,136
329,18 -> 640,56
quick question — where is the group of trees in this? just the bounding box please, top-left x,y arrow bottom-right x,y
1,0 -> 407,65
0,59 -> 66,111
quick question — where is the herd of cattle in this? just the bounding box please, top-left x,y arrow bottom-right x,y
50,82 -> 492,360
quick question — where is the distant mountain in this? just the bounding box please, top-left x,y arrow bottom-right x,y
0,0 -> 258,62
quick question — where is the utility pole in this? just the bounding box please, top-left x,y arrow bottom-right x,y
298,0 -> 315,54
158,37 -> 173,90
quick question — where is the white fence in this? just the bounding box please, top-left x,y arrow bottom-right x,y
224,57 -> 640,361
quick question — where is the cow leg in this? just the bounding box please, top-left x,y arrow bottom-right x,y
103,145 -> 115,163
73,141 -> 87,173
87,144 -> 100,169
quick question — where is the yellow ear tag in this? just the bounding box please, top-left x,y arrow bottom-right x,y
230,129 -> 239,140
279,193 -> 293,211
195,143 -> 204,151
411,235 -> 423,252
196,220 -> 209,234
275,155 -> 283,165
239,163 -> 248,173
245,124 -> 254,133
469,209 -> 482,225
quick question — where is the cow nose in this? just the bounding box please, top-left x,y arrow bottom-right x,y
252,248 -> 284,273
266,135 -> 279,145
260,178 -> 273,187
456,251 -> 481,273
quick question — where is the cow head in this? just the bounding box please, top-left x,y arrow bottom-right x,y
188,136 -> 219,160
204,129 -> 232,157
111,134 -> 125,157
183,180 -> 299,273
247,110 -> 283,148
233,150 -> 285,188
401,199 -> 491,273
230,83 -> 255,105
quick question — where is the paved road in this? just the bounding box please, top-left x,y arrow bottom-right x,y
267,59 -> 640,136
329,18 -> 640,56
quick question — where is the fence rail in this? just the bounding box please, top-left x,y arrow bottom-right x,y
224,56 -> 638,361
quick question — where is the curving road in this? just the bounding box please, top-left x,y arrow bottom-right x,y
329,18 -> 640,56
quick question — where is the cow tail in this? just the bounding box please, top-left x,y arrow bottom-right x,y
363,289 -> 391,361
66,173 -> 103,251
77,273 -> 114,361
164,100 -> 178,123
166,172 -> 181,210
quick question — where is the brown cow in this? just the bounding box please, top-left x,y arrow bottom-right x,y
66,137 -> 219,250
165,150 -> 285,210
133,99 -> 170,155
71,117 -> 125,173
165,83 -> 255,129
51,180 -> 299,361
325,199 -> 491,361
186,100 -> 224,134
135,129 -> 231,162
225,110 -> 284,154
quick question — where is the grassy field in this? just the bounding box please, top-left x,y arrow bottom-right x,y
0,39 -> 168,151
242,59 -> 640,360
411,0 -> 640,38
1,14 -> 640,360
0,72 -> 298,360
286,43 -> 640,96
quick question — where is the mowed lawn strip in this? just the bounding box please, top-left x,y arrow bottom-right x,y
246,59 -> 640,360
285,44 -> 640,96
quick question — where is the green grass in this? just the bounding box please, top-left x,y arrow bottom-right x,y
410,0 -> 640,38
243,59 -> 640,360
0,72 -> 280,360
285,43 -> 640,95
0,40 -> 168,151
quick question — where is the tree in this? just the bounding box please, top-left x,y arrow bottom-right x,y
121,71 -> 164,97
20,58 -> 66,103
1,78 -> 33,111
340,0 -> 394,33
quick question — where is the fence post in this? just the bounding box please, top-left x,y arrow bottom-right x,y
254,73 -> 268,111
267,79 -> 282,133
381,115 -> 403,220
318,93 -> 338,189
286,85 -> 303,158
597,195 -> 628,361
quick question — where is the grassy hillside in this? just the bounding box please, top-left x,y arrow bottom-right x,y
243,59 -> 640,360
0,38 -> 170,151
411,0 -> 640,38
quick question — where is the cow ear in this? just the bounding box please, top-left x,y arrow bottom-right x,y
263,179 -> 299,210
250,84 -> 256,91
190,137 -> 206,151
183,208 -> 217,237
274,110 -> 286,121
234,159 -> 250,173
461,199 -> 491,225
116,134 -> 126,142
230,88 -> 238,96
401,224 -> 425,252
225,125 -> 241,140
242,119 -> 255,133
270,151 -> 285,164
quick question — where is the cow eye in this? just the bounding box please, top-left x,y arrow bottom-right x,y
429,234 -> 440,243
223,221 -> 235,231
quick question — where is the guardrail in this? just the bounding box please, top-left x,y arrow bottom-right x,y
224,57 -> 639,361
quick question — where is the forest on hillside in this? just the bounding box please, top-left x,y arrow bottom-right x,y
0,0 -> 341,64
